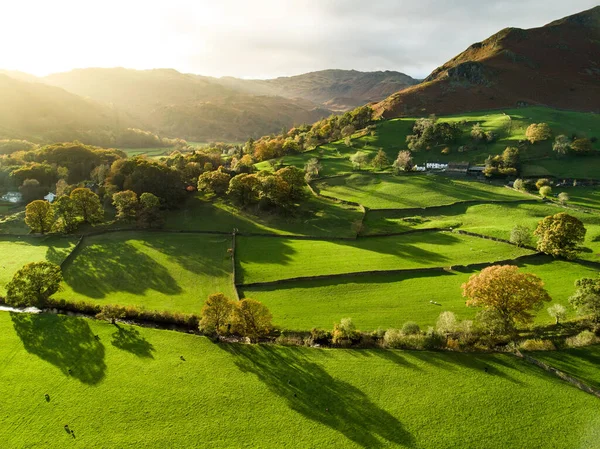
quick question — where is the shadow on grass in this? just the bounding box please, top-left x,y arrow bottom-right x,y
10,313 -> 106,385
111,325 -> 155,358
62,240 -> 182,299
221,344 -> 415,448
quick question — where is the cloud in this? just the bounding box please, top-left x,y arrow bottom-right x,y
0,0 -> 597,78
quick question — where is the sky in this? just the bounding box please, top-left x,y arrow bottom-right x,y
1,0 -> 597,79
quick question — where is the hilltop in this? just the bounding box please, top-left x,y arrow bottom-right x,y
375,6 -> 600,118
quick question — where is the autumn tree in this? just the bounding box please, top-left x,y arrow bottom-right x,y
232,298 -> 273,341
570,138 -> 593,155
539,185 -> 552,198
197,167 -> 231,195
525,123 -> 552,143
547,304 -> 567,325
276,166 -> 305,200
6,261 -> 62,307
138,192 -> 163,228
392,150 -> 414,174
569,276 -> 600,322
534,212 -> 586,259
227,173 -> 261,207
70,188 -> 104,224
25,200 -> 54,234
19,178 -> 45,204
52,195 -> 79,233
112,190 -> 139,222
462,265 -> 551,336
510,225 -> 532,247
200,293 -> 235,335
558,192 -> 569,205
552,135 -> 571,156
350,151 -> 368,170
371,149 -> 389,170
304,158 -> 322,181
535,178 -> 551,190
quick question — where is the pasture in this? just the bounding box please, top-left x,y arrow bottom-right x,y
532,345 -> 600,390
236,232 -> 534,285
314,174 -> 528,209
59,232 -> 235,313
241,256 -> 597,331
0,236 -> 77,296
1,311 -> 599,449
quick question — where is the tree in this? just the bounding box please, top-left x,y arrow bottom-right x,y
471,123 -> 486,141
510,225 -> 532,247
341,125 -> 355,137
197,167 -> 231,195
570,138 -> 593,155
19,178 -> 45,204
6,261 -> 62,307
227,173 -> 261,207
52,195 -> 79,233
525,123 -> 552,143
350,151 -> 368,170
304,158 -> 322,181
558,192 -> 569,205
276,166 -> 305,200
462,265 -> 551,336
535,178 -> 551,190
392,150 -> 414,174
569,277 -> 600,322
539,185 -> 552,198
25,200 -> 54,234
332,317 -> 359,344
112,190 -> 139,222
96,304 -> 127,325
232,298 -> 273,341
436,311 -> 458,336
552,135 -> 571,156
547,304 -> 567,324
200,293 -> 235,335
138,192 -> 163,228
513,178 -> 524,191
371,149 -> 389,170
70,188 -> 104,224
534,212 -> 586,259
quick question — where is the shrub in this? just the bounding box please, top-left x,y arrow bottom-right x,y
547,304 -> 567,324
401,321 -> 420,335
436,311 -> 458,336
535,178 -> 552,190
519,339 -> 556,351
96,304 -> 127,324
332,317 -> 360,345
513,178 -> 524,191
539,186 -> 552,198
510,225 -> 532,247
566,330 -> 599,348
310,328 -> 332,345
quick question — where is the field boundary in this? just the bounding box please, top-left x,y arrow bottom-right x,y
231,230 -> 240,300
366,198 -> 540,214
59,235 -> 85,269
515,350 -> 600,399
237,253 -> 541,289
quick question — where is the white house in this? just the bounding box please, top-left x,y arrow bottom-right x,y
44,192 -> 57,203
425,162 -> 448,170
1,192 -> 22,203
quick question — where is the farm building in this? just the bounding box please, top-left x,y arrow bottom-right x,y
0,192 -> 22,203
447,162 -> 470,174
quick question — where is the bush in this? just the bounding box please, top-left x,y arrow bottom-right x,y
519,339 -> 556,351
310,328 -> 332,345
566,330 -> 599,348
513,178 -> 524,191
332,317 -> 360,345
401,321 -> 421,335
510,225 -> 532,247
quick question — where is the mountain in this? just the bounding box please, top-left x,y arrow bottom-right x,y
43,68 -> 332,142
374,6 -> 600,118
214,69 -> 418,111
0,74 -> 121,142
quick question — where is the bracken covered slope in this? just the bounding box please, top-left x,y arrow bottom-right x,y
375,6 -> 600,118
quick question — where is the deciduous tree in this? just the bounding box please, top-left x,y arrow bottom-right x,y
6,262 -> 62,307
392,150 -> 414,174
70,188 -> 104,224
197,168 -> 231,195
570,138 -> 593,155
569,277 -> 600,322
232,298 -> 273,341
552,135 -> 571,156
534,212 -> 586,259
138,192 -> 163,228
371,149 -> 389,170
462,265 -> 551,336
112,190 -> 139,222
52,195 -> 78,233
25,200 -> 54,234
200,293 -> 235,335
525,123 -> 552,143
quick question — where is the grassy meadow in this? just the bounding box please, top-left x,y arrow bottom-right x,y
314,174 -> 528,209
59,232 -> 235,313
1,311 -> 599,449
532,345 -> 600,390
0,236 -> 77,296
236,232 -> 534,285
241,256 -> 597,331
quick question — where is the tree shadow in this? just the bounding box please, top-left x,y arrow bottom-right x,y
111,325 -> 155,358
220,344 -> 415,448
62,239 -> 182,299
10,312 -> 106,385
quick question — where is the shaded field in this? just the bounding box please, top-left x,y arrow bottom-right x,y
0,236 -> 77,295
241,256 -> 596,331
1,312 -> 599,448
165,194 -> 362,238
0,209 -> 28,235
314,174 -> 528,210
236,232 -> 534,285
553,186 -> 600,211
363,202 -> 600,262
60,232 -> 234,313
532,345 -> 600,390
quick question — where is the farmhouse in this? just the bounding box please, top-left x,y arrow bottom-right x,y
0,192 -> 22,203
447,162 -> 470,174
425,162 -> 448,170
44,192 -> 57,203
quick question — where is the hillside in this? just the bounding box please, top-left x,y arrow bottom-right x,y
0,74 -> 121,142
375,6 -> 600,118
216,69 -> 418,110
43,68 -> 332,141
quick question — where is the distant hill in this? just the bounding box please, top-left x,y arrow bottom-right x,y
0,74 -> 120,142
374,6 -> 600,118
214,69 -> 418,111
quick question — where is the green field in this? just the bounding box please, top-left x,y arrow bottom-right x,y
117,147 -> 179,158
256,107 -> 600,179
1,311 -> 599,449
532,345 -> 600,389
553,186 -> 600,211
165,194 -> 363,238
0,236 -> 77,295
236,232 -> 534,285
59,232 -> 235,312
241,256 -> 596,330
0,209 -> 29,234
314,174 -> 528,209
